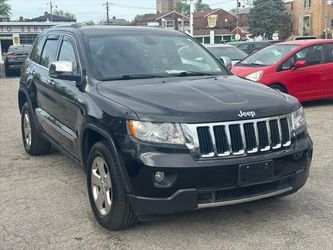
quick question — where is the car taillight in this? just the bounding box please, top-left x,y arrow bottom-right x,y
6,53 -> 16,59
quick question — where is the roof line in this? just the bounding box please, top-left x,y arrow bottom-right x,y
203,8 -> 238,18
155,11 -> 189,20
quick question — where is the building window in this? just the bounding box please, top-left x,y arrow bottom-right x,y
19,34 -> 38,45
166,20 -> 174,27
304,0 -> 311,8
184,21 -> 190,27
291,3 -> 294,10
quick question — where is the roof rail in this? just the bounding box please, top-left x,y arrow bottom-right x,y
54,23 -> 82,28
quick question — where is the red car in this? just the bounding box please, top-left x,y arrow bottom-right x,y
232,40 -> 333,102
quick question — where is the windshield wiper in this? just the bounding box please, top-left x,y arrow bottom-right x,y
240,62 -> 267,66
175,71 -> 218,77
102,74 -> 169,81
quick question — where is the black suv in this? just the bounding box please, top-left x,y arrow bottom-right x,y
19,25 -> 313,230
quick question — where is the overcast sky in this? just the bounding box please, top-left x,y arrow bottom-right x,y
9,0 -> 236,22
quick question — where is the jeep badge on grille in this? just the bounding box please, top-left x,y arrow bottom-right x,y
238,111 -> 256,118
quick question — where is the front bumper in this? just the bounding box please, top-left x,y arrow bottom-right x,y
127,168 -> 309,217
118,127 -> 313,217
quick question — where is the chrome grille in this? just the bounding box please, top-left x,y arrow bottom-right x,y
181,115 -> 292,159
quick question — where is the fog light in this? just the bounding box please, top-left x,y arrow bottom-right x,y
154,171 -> 165,182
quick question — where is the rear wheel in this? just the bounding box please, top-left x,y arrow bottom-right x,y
21,103 -> 51,155
87,141 -> 137,230
270,84 -> 287,93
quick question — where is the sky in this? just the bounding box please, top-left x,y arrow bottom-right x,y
8,0 -> 236,22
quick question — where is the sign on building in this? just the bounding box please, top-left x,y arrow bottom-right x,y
207,15 -> 218,28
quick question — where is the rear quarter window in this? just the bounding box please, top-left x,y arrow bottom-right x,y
40,39 -> 59,68
30,36 -> 45,63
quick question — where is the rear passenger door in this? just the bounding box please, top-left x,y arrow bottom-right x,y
33,34 -> 61,139
324,43 -> 333,96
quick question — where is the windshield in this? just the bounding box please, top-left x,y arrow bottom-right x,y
238,44 -> 299,66
207,47 -> 248,60
86,34 -> 227,80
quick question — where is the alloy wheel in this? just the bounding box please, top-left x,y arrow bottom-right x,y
23,111 -> 32,149
91,156 -> 113,216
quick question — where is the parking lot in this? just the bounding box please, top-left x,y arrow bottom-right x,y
0,76 -> 332,250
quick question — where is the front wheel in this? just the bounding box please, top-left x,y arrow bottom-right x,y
87,141 -> 137,230
270,84 -> 287,93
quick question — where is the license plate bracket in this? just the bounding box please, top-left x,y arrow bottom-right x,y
238,161 -> 274,186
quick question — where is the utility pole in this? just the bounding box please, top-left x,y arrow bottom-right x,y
325,0 -> 331,39
103,1 -> 110,25
190,0 -> 194,36
181,0 -> 186,32
49,1 -> 54,22
300,0 -> 305,36
236,0 -> 239,34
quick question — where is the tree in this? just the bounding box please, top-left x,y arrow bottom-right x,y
175,2 -> 190,16
0,0 -> 11,16
195,0 -> 210,12
53,9 -> 76,21
84,20 -> 95,26
175,0 -> 210,15
248,0 -> 291,39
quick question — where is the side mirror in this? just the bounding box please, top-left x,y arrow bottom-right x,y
49,61 -> 81,82
220,56 -> 232,70
294,60 -> 307,69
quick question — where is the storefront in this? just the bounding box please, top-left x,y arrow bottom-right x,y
0,22 -> 64,61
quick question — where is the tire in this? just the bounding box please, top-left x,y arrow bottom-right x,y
21,103 -> 51,155
87,141 -> 137,230
270,84 -> 287,93
5,67 -> 12,77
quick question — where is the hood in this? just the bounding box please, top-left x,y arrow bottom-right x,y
232,65 -> 270,78
97,75 -> 299,123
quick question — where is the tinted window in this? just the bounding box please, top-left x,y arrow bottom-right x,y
40,39 -> 59,68
239,44 -> 299,66
58,39 -> 79,73
30,36 -> 44,63
87,35 -> 226,80
325,43 -> 333,63
297,45 -> 324,66
207,47 -> 248,60
238,43 -> 253,54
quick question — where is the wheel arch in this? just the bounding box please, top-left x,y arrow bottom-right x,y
81,123 -> 132,192
269,83 -> 288,93
18,89 -> 28,113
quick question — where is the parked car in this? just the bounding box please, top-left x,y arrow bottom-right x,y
232,39 -> 333,102
19,25 -> 313,230
204,44 -> 248,67
4,45 -> 32,76
287,35 -> 317,41
228,41 -> 271,54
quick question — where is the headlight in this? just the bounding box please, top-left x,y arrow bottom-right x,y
291,107 -> 306,130
129,120 -> 185,144
245,71 -> 263,82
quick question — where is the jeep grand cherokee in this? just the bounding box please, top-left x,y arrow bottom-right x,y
18,25 -> 313,230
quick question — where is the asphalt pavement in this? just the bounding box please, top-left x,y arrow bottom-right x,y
0,77 -> 332,250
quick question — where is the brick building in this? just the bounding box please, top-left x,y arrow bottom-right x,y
134,11 -> 190,32
230,7 -> 250,27
285,0 -> 333,37
157,0 -> 181,13
193,9 -> 237,43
